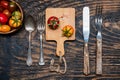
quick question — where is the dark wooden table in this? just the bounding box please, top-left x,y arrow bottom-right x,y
0,0 -> 120,80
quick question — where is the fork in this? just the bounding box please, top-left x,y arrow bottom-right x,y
37,13 -> 45,65
95,4 -> 103,75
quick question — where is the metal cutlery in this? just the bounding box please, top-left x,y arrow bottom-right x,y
25,15 -> 35,66
37,13 -> 45,65
83,6 -> 90,75
95,4 -> 103,75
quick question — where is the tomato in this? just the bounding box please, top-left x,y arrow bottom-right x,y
47,16 -> 59,30
0,13 -> 8,24
9,1 -> 17,12
3,9 -> 11,18
0,24 -> 11,32
9,17 -> 21,28
0,25 -> 2,31
0,0 -> 9,9
62,25 -> 74,38
12,11 -> 22,19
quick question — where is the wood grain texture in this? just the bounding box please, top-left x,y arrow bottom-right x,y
0,0 -> 120,80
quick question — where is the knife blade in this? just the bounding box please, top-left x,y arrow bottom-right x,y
83,6 -> 90,75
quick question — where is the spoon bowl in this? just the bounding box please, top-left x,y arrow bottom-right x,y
25,15 -> 35,32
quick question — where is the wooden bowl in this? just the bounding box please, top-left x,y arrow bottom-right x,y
0,0 -> 23,34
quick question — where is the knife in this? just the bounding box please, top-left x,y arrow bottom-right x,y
83,6 -> 90,75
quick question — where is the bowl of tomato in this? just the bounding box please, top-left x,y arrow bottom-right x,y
0,0 -> 23,34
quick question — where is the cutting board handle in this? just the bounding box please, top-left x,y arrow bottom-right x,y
56,41 -> 64,56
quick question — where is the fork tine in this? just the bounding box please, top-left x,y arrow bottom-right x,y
98,5 -> 101,15
96,5 -> 99,15
42,12 -> 44,21
37,13 -> 42,27
99,5 -> 103,15
96,4 -> 102,15
37,12 -> 45,32
39,13 -> 42,23
42,12 -> 45,29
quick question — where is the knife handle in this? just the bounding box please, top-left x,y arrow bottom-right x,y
84,42 -> 90,75
96,39 -> 102,75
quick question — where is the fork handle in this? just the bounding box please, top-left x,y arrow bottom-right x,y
39,34 -> 45,65
84,42 -> 90,75
96,39 -> 102,74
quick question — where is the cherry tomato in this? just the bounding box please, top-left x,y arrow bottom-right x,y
62,25 -> 74,38
3,9 -> 11,18
47,16 -> 59,30
0,25 -> 2,31
9,17 -> 21,28
9,1 -> 17,12
0,24 -> 11,32
0,13 -> 8,24
12,11 -> 22,19
0,0 -> 9,9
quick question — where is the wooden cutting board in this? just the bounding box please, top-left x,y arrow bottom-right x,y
46,8 -> 75,56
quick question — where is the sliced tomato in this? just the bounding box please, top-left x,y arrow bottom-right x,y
47,16 -> 59,30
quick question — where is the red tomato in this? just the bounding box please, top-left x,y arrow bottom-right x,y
0,0 -> 9,9
0,13 -> 8,24
3,9 -> 11,18
47,16 -> 59,30
9,1 -> 17,12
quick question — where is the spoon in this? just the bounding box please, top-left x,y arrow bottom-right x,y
25,15 -> 35,66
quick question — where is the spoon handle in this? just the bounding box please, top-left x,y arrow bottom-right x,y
39,33 -> 45,65
26,32 -> 32,66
